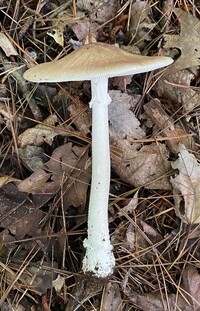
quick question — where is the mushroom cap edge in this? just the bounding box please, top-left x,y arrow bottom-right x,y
24,42 -> 173,82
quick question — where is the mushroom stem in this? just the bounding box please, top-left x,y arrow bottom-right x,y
82,77 -> 115,278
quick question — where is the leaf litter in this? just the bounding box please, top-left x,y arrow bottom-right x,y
171,144 -> 200,224
1,1 -> 200,310
124,264 -> 200,311
164,8 -> 200,71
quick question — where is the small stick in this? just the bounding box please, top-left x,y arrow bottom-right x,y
72,0 -> 76,17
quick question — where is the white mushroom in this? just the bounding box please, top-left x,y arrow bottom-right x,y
24,42 -> 173,278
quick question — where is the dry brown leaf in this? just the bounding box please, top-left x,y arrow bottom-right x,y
12,210 -> 45,240
71,19 -> 99,41
0,185 -> 45,239
68,97 -> 91,136
139,221 -> 165,255
124,290 -> 180,311
3,261 -> 57,295
141,220 -> 163,241
129,1 -> 156,48
108,91 -> 145,139
111,137 -> 171,190
45,143 -> 91,211
140,220 -> 165,255
15,143 -> 91,215
113,218 -> 166,261
0,183 -> 53,242
0,243 -> 9,260
18,115 -> 67,148
10,210 -> 45,240
154,69 -> 200,113
25,262 -> 57,294
171,144 -> 200,224
124,264 -> 200,311
144,98 -> 195,151
112,75 -> 133,91
76,0 -> 119,24
155,9 -> 200,113
164,9 -> 200,71
18,145 -> 46,171
71,20 -> 90,41
181,264 -> 200,310
17,169 -> 50,193
0,32 -> 18,56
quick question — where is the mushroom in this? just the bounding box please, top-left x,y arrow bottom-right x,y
23,42 -> 173,278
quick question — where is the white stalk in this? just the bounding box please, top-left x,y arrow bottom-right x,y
82,77 -> 115,278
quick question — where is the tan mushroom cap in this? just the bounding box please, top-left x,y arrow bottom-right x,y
24,42 -> 173,82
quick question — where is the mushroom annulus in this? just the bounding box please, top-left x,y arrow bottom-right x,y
23,42 -> 173,278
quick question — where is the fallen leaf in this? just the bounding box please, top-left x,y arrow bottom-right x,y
15,143 -> 91,217
0,243 -> 8,260
25,262 -> 58,294
181,264 -> 200,310
108,90 -> 145,139
3,261 -> 57,295
144,98 -> 194,152
71,18 -> 99,41
129,1 -> 156,49
140,220 -> 164,246
111,137 -> 171,190
0,32 -> 18,56
171,144 -> 200,223
68,96 -> 91,136
124,220 -> 164,258
18,115 -> 67,148
18,145 -> 47,171
45,143 -> 91,212
76,0 -> 120,24
164,9 -> 200,71
17,169 -> 50,193
0,184 -> 45,239
124,264 -> 200,311
0,183 -> 52,242
112,75 -> 133,91
154,69 -> 200,113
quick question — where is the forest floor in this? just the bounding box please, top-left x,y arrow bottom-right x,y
0,0 -> 200,310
